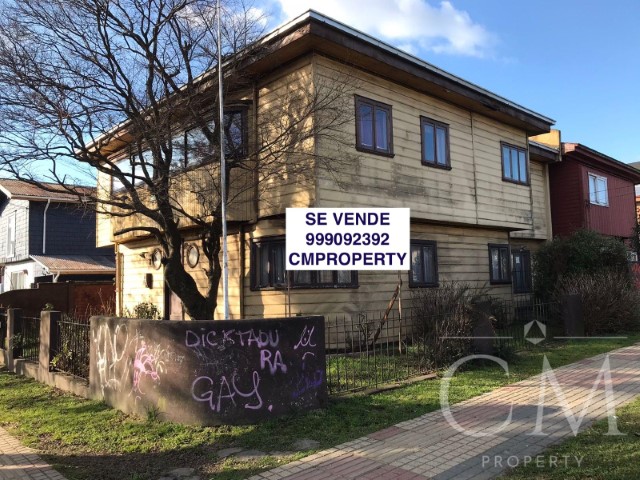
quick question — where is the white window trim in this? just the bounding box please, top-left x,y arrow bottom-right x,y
588,173 -> 609,206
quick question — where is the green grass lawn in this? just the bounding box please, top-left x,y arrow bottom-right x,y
1,336 -> 638,480
505,395 -> 640,479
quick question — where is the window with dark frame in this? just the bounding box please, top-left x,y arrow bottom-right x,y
512,249 -> 532,293
355,95 -> 393,156
111,109 -> 248,193
185,110 -> 248,167
251,238 -> 358,289
421,117 -> 450,168
501,143 -> 528,184
409,240 -> 438,287
489,244 -> 511,284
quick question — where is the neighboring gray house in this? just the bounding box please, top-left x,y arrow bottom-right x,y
0,179 -> 115,293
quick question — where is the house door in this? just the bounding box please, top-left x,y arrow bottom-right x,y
167,287 -> 184,320
512,250 -> 532,294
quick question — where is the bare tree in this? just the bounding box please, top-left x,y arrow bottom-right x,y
0,0 -> 354,319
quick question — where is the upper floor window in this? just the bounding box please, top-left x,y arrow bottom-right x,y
588,173 -> 608,206
111,110 -> 247,192
184,110 -> 248,168
251,237 -> 358,289
409,240 -> 438,287
355,95 -> 393,156
6,212 -> 16,257
421,117 -> 450,168
488,243 -> 511,284
111,153 -> 154,192
502,143 -> 528,185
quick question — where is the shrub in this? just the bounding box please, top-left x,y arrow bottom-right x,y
125,302 -> 161,320
556,271 -> 640,335
411,282 -> 482,367
534,230 -> 630,300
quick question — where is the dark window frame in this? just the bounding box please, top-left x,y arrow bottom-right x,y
501,142 -> 529,186
511,249 -> 532,294
488,243 -> 511,284
420,116 -> 451,169
110,108 -> 249,194
354,95 -> 394,157
409,240 -> 439,288
250,237 -> 359,290
184,108 -> 249,168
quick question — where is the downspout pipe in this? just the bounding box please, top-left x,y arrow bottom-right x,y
43,198 -> 51,254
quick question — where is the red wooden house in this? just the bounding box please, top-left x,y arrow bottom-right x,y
549,143 -> 640,239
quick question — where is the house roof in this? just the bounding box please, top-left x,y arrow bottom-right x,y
89,10 -> 555,155
30,255 -> 115,275
529,140 -> 560,163
562,143 -> 640,184
0,179 -> 93,202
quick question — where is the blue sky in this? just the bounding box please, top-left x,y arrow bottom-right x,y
264,0 -> 640,164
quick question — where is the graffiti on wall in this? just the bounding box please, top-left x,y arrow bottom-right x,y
91,317 -> 326,425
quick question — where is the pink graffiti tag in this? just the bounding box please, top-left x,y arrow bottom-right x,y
132,341 -> 163,401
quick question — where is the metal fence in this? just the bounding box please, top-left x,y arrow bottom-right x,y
324,295 -> 562,395
51,315 -> 91,380
0,308 -> 6,350
325,309 -> 429,395
14,315 -> 40,362
490,297 -> 562,351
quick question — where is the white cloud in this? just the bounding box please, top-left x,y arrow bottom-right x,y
274,0 -> 496,58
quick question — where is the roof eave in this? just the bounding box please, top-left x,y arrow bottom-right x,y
88,10 -> 554,154
563,143 -> 640,183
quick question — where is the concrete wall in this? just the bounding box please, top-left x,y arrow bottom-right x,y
90,315 -> 326,425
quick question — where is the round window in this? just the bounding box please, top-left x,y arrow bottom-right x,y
151,249 -> 163,270
187,244 -> 199,268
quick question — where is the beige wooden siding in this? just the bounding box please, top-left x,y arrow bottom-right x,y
118,233 -> 242,320
118,240 -> 166,317
181,231 -> 243,320
242,218 -> 512,319
256,59 -> 316,217
471,114 -> 531,228
312,56 -> 539,233
96,170 -> 114,247
511,160 -> 551,240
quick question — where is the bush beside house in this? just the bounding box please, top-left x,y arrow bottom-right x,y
534,230 -> 639,334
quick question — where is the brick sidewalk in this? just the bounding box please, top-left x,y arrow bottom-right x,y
248,343 -> 640,480
0,426 -> 67,480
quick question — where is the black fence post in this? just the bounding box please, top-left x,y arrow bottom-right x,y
472,300 -> 494,355
7,308 -> 21,366
561,295 -> 584,337
40,310 -> 61,373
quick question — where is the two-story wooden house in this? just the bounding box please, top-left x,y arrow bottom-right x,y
0,179 -> 115,293
531,132 -> 640,240
96,11 -> 556,319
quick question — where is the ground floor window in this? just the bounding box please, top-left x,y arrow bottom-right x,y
409,240 -> 438,287
489,244 -> 511,284
251,237 -> 358,289
10,271 -> 26,290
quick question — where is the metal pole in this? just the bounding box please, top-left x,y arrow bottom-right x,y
217,0 -> 230,319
